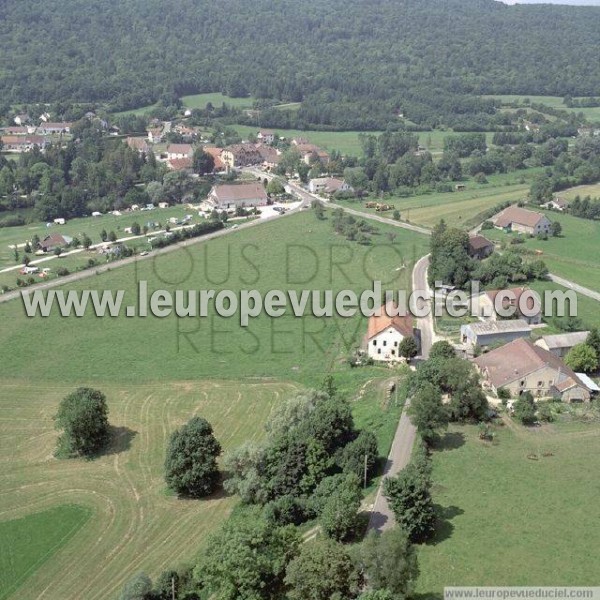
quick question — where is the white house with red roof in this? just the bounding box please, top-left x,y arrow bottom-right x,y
366,302 -> 415,362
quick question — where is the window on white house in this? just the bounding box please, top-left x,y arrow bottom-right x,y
391,349 -> 396,355
377,349 -> 381,355
538,381 -> 543,387
520,380 -> 525,387
373,340 -> 377,346
383,340 -> 387,346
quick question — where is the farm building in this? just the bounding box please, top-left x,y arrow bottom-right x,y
39,234 -> 73,252
257,130 -> 275,144
474,287 -> 542,325
308,177 -> 353,195
460,319 -> 531,348
534,331 -> 590,358
365,301 -> 416,362
207,182 -> 268,209
490,205 -> 551,236
221,144 -> 262,169
474,338 -> 592,401
468,235 -> 494,260
166,144 -> 193,160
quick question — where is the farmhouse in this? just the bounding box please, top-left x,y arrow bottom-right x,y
202,146 -> 226,172
365,302 -> 415,362
542,197 -> 568,211
166,144 -> 193,160
474,338 -> 592,401
39,234 -> 73,252
475,287 -> 542,325
490,205 -> 551,236
256,145 -> 282,170
38,122 -> 72,135
460,319 -> 532,348
534,331 -> 590,358
308,177 -> 353,195
207,182 -> 268,209
221,144 -> 262,169
296,143 -> 330,165
1,135 -> 47,152
468,235 -> 494,260
257,130 -> 275,144
167,157 -> 193,172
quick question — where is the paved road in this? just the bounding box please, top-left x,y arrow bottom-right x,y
367,255 -> 434,533
548,273 -> 600,302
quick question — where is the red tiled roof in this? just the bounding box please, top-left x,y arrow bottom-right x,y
367,301 -> 414,340
492,205 -> 546,228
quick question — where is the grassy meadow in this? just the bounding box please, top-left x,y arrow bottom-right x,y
0,379 -> 296,600
0,211 -> 428,385
417,420 -> 600,593
483,94 -> 600,121
485,209 -> 600,291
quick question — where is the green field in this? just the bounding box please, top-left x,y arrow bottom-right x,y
417,421 -> 600,593
182,93 -> 256,110
0,379 -> 298,600
0,505 -> 91,600
560,183 -> 600,200
0,206 -> 199,271
0,211 -> 428,384
485,209 -> 600,291
484,94 -> 600,121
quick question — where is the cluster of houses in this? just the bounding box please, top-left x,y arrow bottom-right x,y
0,116 -> 73,153
124,125 -> 334,177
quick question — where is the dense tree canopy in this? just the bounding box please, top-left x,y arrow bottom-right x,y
2,0 -> 600,130
54,387 -> 110,458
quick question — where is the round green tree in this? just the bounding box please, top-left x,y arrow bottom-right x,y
164,417 -> 222,497
55,387 -> 110,458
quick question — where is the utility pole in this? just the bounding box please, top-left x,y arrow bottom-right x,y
363,453 -> 368,489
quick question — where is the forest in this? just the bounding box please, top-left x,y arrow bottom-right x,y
1,0 -> 600,130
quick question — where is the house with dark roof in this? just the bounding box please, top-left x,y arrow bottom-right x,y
468,235 -> 494,260
490,205 -> 551,236
366,302 -> 415,362
207,182 -> 268,209
474,338 -> 592,402
39,234 -> 73,252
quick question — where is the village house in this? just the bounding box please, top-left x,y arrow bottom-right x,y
467,235 -> 494,260
365,302 -> 416,362
308,177 -> 353,195
534,331 -> 590,358
296,143 -> 330,165
167,157 -> 194,172
221,144 -> 263,169
474,287 -> 542,325
38,122 -> 72,135
39,234 -> 73,252
207,182 -> 268,209
256,145 -> 282,170
474,337 -> 592,402
460,319 -> 532,349
490,205 -> 552,236
166,143 -> 193,160
257,130 -> 275,144
126,137 -> 150,154
202,146 -> 226,172
1,135 -> 47,152
147,127 -> 164,143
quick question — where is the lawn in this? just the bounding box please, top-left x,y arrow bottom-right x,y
0,205 -> 201,271
485,209 -> 600,291
181,93 -> 255,110
417,420 -> 600,593
0,505 -> 91,600
0,210 -> 429,386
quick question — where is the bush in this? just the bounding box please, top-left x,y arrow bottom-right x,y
0,215 -> 26,228
57,267 -> 70,276
264,496 -> 308,526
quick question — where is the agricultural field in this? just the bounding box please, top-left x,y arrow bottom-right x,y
0,210 -> 428,385
0,205 -> 200,272
485,209 -> 600,291
181,93 -> 255,110
559,183 -> 600,201
416,420 -> 600,594
0,379 -> 296,600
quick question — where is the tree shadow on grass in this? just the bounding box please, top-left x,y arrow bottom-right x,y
426,504 -> 464,546
101,425 -> 138,456
430,431 -> 466,452
413,593 -> 443,600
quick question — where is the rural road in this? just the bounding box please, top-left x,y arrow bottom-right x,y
548,273 -> 600,302
367,254 -> 433,533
